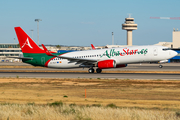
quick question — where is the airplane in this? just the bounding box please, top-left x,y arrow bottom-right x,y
14,27 -> 177,73
91,44 -> 96,50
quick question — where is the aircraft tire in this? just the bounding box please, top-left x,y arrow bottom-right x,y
96,68 -> 102,73
159,65 -> 163,68
88,68 -> 94,73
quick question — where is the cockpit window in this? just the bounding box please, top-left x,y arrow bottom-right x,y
162,48 -> 171,51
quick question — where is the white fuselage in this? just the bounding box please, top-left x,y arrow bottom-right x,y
47,45 -> 177,69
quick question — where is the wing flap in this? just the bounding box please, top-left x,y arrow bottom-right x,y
7,56 -> 33,60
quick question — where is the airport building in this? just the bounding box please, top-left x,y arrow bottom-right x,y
172,30 -> 180,48
0,43 -> 22,62
168,29 -> 180,62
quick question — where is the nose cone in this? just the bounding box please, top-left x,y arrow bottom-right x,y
171,50 -> 178,57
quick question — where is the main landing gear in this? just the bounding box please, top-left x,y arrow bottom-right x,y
96,68 -> 102,73
88,68 -> 102,73
159,64 -> 163,68
88,68 -> 94,73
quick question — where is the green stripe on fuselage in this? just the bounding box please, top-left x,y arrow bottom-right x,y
22,52 -> 67,67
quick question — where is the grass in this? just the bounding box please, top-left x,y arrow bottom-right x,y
0,78 -> 180,109
27,102 -> 35,105
0,78 -> 180,119
106,103 -> 118,108
0,103 -> 178,120
176,111 -> 180,118
48,101 -> 63,106
63,95 -> 68,98
91,104 -> 101,107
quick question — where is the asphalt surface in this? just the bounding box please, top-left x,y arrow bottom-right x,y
1,62 -> 180,71
0,62 -> 180,80
0,72 -> 179,80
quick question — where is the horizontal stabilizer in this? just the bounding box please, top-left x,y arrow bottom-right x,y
7,56 -> 33,60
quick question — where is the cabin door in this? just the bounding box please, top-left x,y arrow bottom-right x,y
41,57 -> 45,65
153,47 -> 158,56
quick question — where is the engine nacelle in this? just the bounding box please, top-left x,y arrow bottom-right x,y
98,60 -> 116,69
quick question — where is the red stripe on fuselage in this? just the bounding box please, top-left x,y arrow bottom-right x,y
44,57 -> 56,67
44,53 -> 67,67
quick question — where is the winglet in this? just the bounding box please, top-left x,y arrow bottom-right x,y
91,44 -> 96,50
42,44 -> 55,56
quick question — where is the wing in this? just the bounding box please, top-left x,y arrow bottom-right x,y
41,44 -> 97,65
6,56 -> 33,60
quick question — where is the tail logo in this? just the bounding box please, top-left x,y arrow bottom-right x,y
22,38 -> 33,49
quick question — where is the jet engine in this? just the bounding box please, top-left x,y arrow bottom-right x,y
97,60 -> 116,69
97,60 -> 127,69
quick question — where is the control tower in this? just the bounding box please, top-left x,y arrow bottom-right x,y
122,17 -> 137,46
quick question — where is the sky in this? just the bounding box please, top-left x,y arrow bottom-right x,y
0,0 -> 180,46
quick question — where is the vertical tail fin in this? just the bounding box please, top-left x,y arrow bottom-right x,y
14,27 -> 45,53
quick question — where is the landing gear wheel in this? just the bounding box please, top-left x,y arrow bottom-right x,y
88,68 -> 94,73
96,68 -> 102,73
159,65 -> 163,68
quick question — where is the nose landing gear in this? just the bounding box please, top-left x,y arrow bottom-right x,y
159,65 -> 163,68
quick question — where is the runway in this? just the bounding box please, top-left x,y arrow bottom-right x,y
1,62 -> 180,71
0,63 -> 180,80
0,72 -> 180,80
